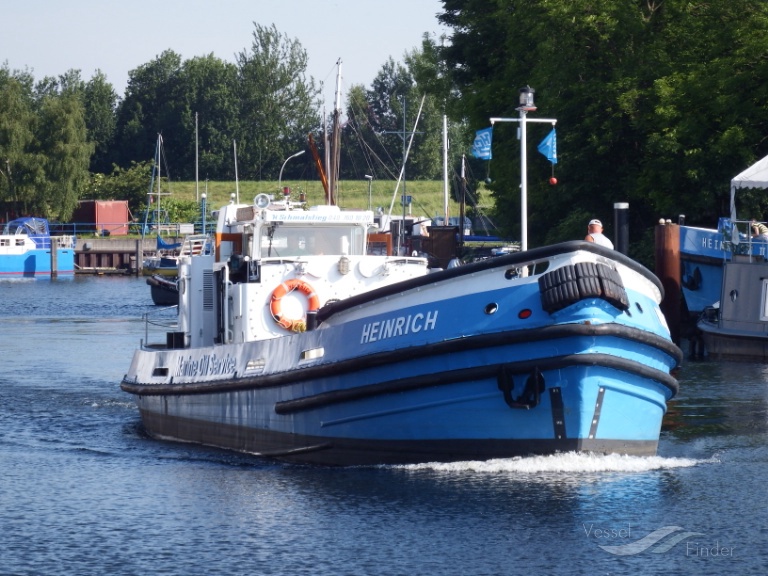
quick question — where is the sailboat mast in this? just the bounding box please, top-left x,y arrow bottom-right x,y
443,115 -> 449,226
328,59 -> 342,205
323,107 -> 330,202
195,112 -> 199,203
156,134 -> 162,228
460,154 -> 466,249
143,135 -> 160,238
233,140 -> 240,204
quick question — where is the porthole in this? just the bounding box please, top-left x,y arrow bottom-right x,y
485,303 -> 499,315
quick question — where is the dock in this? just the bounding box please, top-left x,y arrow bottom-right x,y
74,238 -> 166,275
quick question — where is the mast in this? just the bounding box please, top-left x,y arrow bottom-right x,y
142,136 -> 160,239
195,112 -> 199,202
327,59 -> 342,205
460,155 -> 466,250
233,140 -> 240,203
323,107 -> 330,203
443,115 -> 449,226
156,134 -> 162,228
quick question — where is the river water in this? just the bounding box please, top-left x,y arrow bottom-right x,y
0,275 -> 765,576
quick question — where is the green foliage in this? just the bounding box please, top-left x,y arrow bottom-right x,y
114,50 -> 185,168
236,24 -> 322,180
179,55 -> 240,180
155,198 -> 201,224
437,0 -> 768,256
0,67 -> 37,211
0,64 -> 91,220
86,161 -> 153,212
84,71 -> 118,174
35,93 -> 93,218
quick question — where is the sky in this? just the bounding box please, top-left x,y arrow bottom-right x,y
1,0 -> 447,107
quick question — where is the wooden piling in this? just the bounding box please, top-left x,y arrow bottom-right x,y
50,244 -> 58,278
654,223 -> 681,344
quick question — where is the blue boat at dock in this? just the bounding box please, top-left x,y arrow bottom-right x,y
0,217 -> 75,277
678,154 -> 768,316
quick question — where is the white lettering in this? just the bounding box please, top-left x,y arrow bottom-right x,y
582,523 -> 631,539
175,353 -> 237,378
394,316 -> 406,336
369,321 -> 380,342
424,310 -> 438,330
686,541 -> 734,557
382,318 -> 395,339
360,309 -> 439,344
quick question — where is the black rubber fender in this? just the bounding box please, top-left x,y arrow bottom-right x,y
574,261 -> 602,298
596,264 -> 630,310
539,262 -> 629,313
539,266 -> 580,312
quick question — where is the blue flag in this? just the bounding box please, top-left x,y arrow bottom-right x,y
537,128 -> 557,164
471,127 -> 493,160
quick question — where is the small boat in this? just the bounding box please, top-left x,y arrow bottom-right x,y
142,234 -> 210,277
146,274 -> 178,306
697,252 -> 768,361
120,193 -> 682,465
0,217 -> 75,277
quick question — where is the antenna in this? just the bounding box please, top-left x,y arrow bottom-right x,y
195,112 -> 199,203
233,140 -> 240,204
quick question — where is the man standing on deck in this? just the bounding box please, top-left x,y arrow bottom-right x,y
585,219 -> 614,249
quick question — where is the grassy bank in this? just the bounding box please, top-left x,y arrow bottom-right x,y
167,179 -> 493,220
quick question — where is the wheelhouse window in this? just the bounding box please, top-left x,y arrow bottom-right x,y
258,225 -> 365,257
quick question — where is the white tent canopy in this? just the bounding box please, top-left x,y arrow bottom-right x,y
730,154 -> 768,221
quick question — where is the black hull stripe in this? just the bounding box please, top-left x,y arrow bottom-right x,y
273,353 -> 678,415
121,323 -> 680,396
138,408 -> 660,465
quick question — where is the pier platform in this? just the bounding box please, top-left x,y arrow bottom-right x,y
74,238 -> 171,275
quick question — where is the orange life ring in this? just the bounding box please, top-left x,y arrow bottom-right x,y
270,279 -> 320,332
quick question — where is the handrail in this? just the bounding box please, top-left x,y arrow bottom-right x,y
141,305 -> 179,350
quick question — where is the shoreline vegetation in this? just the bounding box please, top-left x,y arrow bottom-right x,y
160,179 -> 491,223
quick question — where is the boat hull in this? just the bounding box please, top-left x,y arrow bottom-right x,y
698,323 -> 768,362
131,358 -> 671,465
0,248 -> 75,276
697,257 -> 768,361
146,275 -> 178,305
137,412 -> 661,466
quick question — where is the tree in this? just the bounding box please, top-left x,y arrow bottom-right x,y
235,23 -> 322,180
0,65 -> 91,220
178,55 -> 240,180
438,0 -> 768,254
114,50 -> 185,168
34,92 -> 92,218
84,71 -> 118,174
0,65 -> 37,214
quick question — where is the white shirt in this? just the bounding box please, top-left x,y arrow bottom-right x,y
588,232 -> 614,249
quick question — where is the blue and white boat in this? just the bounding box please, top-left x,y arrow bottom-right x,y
0,217 -> 75,277
679,154 -> 768,315
120,193 -> 681,465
